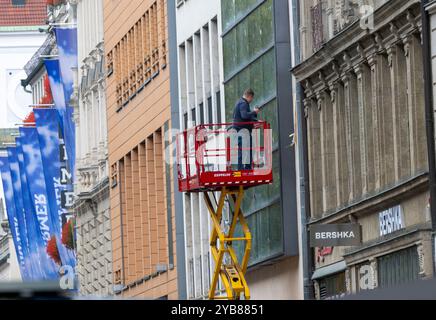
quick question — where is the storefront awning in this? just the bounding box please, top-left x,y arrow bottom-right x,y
311,261 -> 347,280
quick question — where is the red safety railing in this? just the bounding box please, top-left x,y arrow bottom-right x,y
177,121 -> 273,192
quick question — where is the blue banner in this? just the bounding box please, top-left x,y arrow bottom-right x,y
34,108 -> 76,268
43,59 -> 75,179
54,28 -> 78,107
15,138 -> 44,280
54,27 -> 77,178
7,148 -> 32,281
20,127 -> 60,278
0,156 -> 28,280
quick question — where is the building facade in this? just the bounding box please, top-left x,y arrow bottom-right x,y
0,132 -> 21,282
74,0 -> 113,297
219,0 -> 301,299
0,0 -> 47,283
104,0 -> 178,298
293,0 -> 433,299
0,0 -> 47,129
175,0 -> 222,300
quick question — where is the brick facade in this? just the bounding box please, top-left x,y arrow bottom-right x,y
103,0 -> 177,299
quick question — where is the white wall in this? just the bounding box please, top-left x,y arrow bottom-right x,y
0,30 -> 46,128
176,0 -> 221,44
176,0 -> 223,299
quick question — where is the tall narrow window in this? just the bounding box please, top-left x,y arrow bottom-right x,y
160,0 -> 167,67
216,91 -> 222,124
207,96 -> 213,124
199,103 -> 204,125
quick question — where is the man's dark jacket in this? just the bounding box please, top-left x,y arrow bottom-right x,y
232,97 -> 257,130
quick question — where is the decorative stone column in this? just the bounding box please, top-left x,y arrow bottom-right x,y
341,69 -> 361,202
305,97 -> 322,218
367,53 -> 382,191
354,61 -> 373,195
387,44 -> 410,181
330,76 -> 349,208
403,33 -> 427,173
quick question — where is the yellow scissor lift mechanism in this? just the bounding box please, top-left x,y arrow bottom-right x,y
204,186 -> 252,300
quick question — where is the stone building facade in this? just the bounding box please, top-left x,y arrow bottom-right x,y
293,0 -> 433,299
74,0 -> 113,296
104,0 -> 178,299
175,0 -> 222,300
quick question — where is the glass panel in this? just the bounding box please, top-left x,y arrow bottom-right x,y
236,20 -> 249,72
222,0 -> 262,32
223,0 -> 274,79
261,99 -> 279,148
216,91 -> 222,123
207,96 -> 213,124
223,31 -> 237,80
199,103 -> 204,124
225,79 -> 237,122
225,48 -> 276,123
222,0 -> 236,31
259,0 -> 274,51
234,200 -> 283,266
262,49 -> 276,102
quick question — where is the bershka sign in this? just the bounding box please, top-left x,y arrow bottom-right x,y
310,224 -> 362,247
379,205 -> 404,236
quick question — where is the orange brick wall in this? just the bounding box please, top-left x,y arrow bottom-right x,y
104,0 -> 178,299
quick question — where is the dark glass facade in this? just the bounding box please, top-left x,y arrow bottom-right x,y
222,0 -> 285,265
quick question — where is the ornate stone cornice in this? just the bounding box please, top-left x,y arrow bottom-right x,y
292,0 -> 421,84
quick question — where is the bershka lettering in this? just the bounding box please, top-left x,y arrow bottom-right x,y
34,194 -> 50,241
315,231 -> 355,240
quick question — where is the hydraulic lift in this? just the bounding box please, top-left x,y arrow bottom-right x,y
177,121 -> 273,300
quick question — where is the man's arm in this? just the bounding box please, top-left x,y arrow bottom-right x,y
239,101 -> 258,121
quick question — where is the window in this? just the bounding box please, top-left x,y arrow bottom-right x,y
183,112 -> 188,130
223,0 -> 274,79
225,49 -> 276,122
318,272 -> 347,300
216,91 -> 222,124
378,246 -> 420,289
199,103 -> 204,125
207,97 -> 213,124
108,1 -> 167,111
222,0 -> 281,266
221,0 -> 263,32
311,1 -> 324,52
12,0 -> 25,6
191,108 -> 196,126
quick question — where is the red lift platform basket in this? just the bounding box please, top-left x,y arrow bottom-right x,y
177,121 -> 273,193
176,121 -> 274,300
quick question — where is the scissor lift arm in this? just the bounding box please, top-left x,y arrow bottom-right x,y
204,186 -> 251,300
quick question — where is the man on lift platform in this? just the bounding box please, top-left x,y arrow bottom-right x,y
232,88 -> 261,170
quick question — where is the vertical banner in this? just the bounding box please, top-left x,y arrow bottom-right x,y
16,138 -> 44,280
0,157 -> 27,280
54,28 -> 77,106
20,127 -> 59,278
6,148 -> 31,281
43,58 -> 75,176
54,27 -> 77,178
34,109 -> 76,269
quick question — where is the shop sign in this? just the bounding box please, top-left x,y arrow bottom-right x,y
379,205 -> 404,237
310,224 -> 362,247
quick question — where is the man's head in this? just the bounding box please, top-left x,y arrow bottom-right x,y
243,88 -> 255,103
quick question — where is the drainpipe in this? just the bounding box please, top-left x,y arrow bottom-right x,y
291,0 -> 314,299
421,0 -> 436,274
